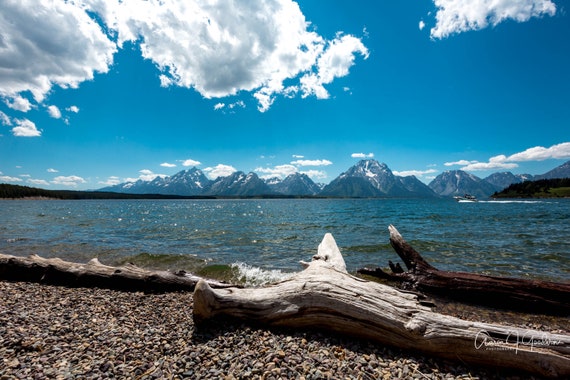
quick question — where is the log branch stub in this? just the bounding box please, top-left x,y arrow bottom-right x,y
193,232 -> 570,378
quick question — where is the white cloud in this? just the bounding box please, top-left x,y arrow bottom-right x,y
351,152 -> 374,158
419,20 -> 426,31
0,174 -> 22,182
51,175 -> 87,187
290,159 -> 332,166
213,100 -> 246,112
255,164 -> 298,179
0,111 -> 11,126
47,168 -> 59,173
444,159 -> 478,166
204,164 -> 237,179
4,95 -> 32,112
87,0 -> 367,112
98,176 -> 122,186
446,142 -> 570,172
138,169 -> 167,181
430,0 -> 557,39
27,178 -> 50,186
299,34 -> 369,101
301,169 -> 327,180
66,105 -> 80,113
12,119 -> 41,137
160,162 -> 177,168
292,154 -> 304,159
506,142 -> 570,161
181,159 -> 201,167
0,0 -> 116,106
460,161 -> 518,171
393,169 -> 438,177
47,105 -> 62,119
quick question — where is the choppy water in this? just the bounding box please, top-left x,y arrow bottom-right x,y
1,198 -> 568,285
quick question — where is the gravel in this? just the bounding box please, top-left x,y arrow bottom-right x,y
0,281 -> 553,379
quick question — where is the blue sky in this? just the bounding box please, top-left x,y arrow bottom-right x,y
1,0 -> 569,189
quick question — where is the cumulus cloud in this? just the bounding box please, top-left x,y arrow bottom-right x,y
429,0 -> 557,39
47,105 -> 62,119
0,174 -> 22,182
301,169 -> 327,180
0,111 -> 11,126
0,0 -> 368,126
5,95 -> 32,112
299,34 -> 369,102
393,169 -> 438,177
506,142 -> 570,161
444,159 -> 478,166
87,0 -> 368,112
12,119 -> 41,137
0,0 -> 116,106
446,143 -> 570,172
255,164 -> 298,179
27,178 -> 50,186
290,159 -> 332,166
419,20 -> 426,31
181,159 -> 201,167
98,176 -> 122,186
138,169 -> 167,181
351,152 -> 374,159
160,162 -> 177,168
47,168 -> 59,173
204,164 -> 237,179
51,175 -> 87,187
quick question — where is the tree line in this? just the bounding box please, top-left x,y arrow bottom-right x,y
493,178 -> 570,198
0,184 -> 213,200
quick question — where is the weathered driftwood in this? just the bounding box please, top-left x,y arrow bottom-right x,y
193,233 -> 570,378
357,225 -> 570,315
0,253 -> 233,291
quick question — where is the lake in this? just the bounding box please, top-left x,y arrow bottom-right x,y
1,198 -> 568,285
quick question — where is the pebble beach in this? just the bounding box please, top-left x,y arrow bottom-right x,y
0,280 -> 564,379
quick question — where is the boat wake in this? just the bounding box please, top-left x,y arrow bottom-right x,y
480,200 -> 544,204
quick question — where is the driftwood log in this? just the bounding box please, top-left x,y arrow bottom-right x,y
194,233 -> 570,378
357,225 -> 570,315
0,253 -> 233,291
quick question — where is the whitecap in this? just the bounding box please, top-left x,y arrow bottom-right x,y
230,262 -> 293,287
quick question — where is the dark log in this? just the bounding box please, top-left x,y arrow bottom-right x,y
0,253 -> 234,291
194,233 -> 570,378
357,225 -> 570,315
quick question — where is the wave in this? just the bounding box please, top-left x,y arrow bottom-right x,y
230,262 -> 293,287
481,200 -> 544,204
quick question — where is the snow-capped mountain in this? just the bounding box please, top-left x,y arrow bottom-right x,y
266,173 -> 321,196
483,172 -> 533,191
203,171 -> 274,196
97,160 -> 570,198
100,168 -> 210,195
320,160 -> 436,197
428,170 -> 497,198
534,160 -> 570,180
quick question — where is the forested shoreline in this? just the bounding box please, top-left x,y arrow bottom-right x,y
493,178 -> 570,198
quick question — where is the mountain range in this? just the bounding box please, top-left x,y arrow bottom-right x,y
99,159 -> 570,198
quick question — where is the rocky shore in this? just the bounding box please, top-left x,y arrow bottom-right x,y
0,281 -> 557,379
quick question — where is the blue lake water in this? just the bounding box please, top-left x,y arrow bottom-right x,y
1,198 -> 568,285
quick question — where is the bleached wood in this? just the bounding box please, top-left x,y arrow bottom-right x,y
193,232 -> 570,378
0,253 -> 232,291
